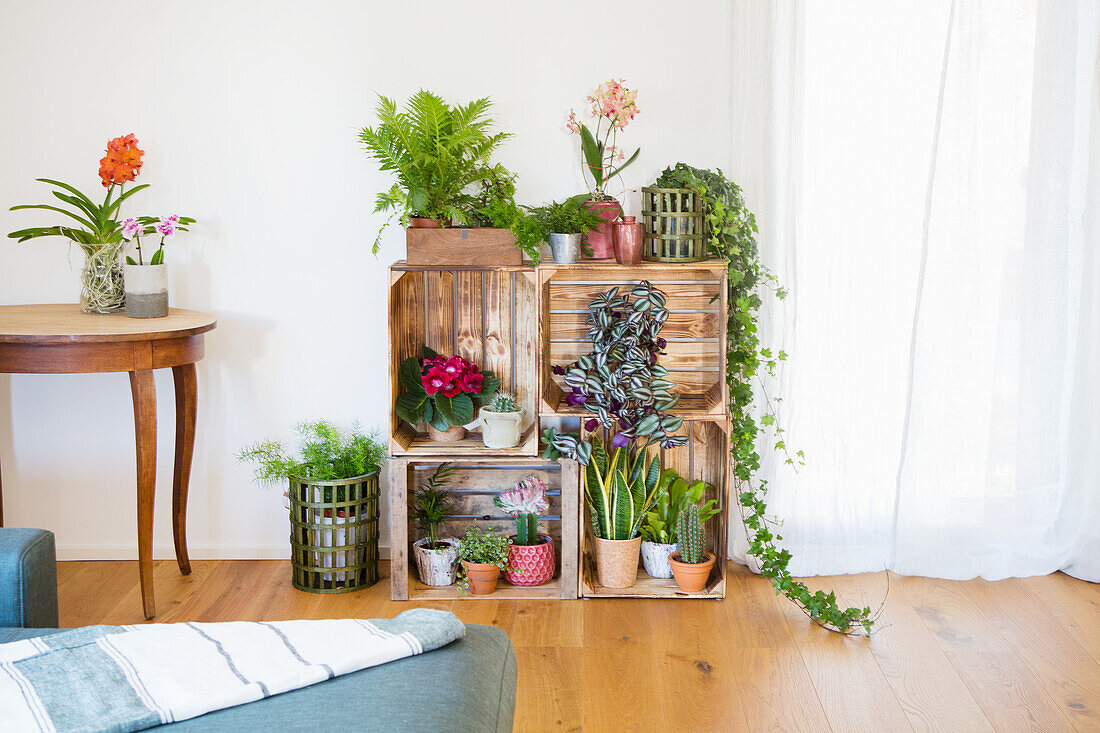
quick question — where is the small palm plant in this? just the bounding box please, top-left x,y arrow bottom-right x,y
359,89 -> 512,253
412,463 -> 457,550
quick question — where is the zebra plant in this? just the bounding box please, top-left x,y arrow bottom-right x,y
542,281 -> 687,466
583,437 -> 662,540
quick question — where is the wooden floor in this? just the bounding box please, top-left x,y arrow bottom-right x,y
58,560 -> 1100,732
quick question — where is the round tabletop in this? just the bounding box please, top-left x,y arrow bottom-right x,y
0,304 -> 217,344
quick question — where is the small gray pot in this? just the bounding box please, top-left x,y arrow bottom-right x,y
548,232 -> 581,264
641,540 -> 678,579
124,264 -> 168,318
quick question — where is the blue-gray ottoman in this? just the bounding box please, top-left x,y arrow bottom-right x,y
0,528 -> 516,733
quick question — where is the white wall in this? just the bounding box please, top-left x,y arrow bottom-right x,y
0,0 -> 734,559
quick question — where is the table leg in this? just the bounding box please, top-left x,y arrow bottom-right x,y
172,364 -> 196,576
129,369 -> 157,620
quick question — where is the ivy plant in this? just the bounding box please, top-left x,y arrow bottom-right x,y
656,163 -> 877,635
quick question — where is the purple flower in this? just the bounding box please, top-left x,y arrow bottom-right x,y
565,391 -> 588,406
656,337 -> 667,349
121,218 -> 141,241
611,432 -> 631,448
618,417 -> 629,429
584,419 -> 599,432
552,365 -> 566,376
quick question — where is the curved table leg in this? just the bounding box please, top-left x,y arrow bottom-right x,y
172,364 -> 196,576
129,369 -> 157,620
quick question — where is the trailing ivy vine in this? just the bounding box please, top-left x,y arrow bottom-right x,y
655,164 -> 877,635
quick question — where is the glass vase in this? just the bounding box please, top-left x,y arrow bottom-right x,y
80,245 -> 126,314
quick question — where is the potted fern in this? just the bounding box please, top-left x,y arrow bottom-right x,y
359,89 -> 521,265
524,199 -> 605,264
639,470 -> 719,579
466,392 -> 524,449
667,504 -> 717,593
456,527 -> 513,595
411,463 -> 460,587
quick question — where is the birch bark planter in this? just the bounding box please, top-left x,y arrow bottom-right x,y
413,537 -> 459,586
473,410 -> 523,449
503,534 -> 555,586
668,551 -> 717,593
640,540 -> 678,579
123,264 -> 168,318
462,561 -> 501,595
593,536 -> 640,588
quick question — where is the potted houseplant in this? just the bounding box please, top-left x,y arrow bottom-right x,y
8,134 -> 193,313
466,392 -> 524,449
121,214 -> 195,318
495,475 -> 555,586
565,79 -> 641,259
411,462 -> 459,587
523,199 -> 604,264
238,421 -> 387,592
396,347 -> 501,442
639,470 -> 720,579
359,90 -> 521,265
456,527 -> 513,595
667,503 -> 718,593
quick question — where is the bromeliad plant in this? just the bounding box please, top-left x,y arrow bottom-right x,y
656,163 -> 876,635
581,437 -> 662,541
396,347 -> 501,432
566,79 -> 641,200
541,281 -> 686,466
359,90 -> 512,253
640,469 -> 720,545
494,475 -> 550,546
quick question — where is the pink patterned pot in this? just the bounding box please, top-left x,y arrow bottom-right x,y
503,534 -> 556,586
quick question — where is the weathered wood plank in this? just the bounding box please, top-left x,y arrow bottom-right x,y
548,310 -> 721,339
514,270 -> 538,416
454,271 -> 483,365
424,271 -> 455,355
548,280 -> 723,310
484,270 -> 514,394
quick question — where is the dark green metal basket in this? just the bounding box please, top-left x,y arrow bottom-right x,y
641,186 -> 708,262
288,471 -> 380,593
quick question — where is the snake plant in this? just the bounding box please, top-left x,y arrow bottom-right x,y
583,437 -> 662,540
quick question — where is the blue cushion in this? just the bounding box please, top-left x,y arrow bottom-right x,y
0,528 -> 58,628
0,624 -> 516,732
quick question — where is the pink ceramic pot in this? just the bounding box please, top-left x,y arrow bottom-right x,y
503,534 -> 556,586
583,200 -> 622,259
613,216 -> 644,265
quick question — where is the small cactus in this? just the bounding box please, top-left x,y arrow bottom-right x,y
487,392 -> 518,413
676,504 -> 705,563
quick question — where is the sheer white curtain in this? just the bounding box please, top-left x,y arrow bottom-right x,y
729,1 -> 1100,581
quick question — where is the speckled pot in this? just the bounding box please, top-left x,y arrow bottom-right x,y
503,534 -> 555,586
640,540 -> 677,579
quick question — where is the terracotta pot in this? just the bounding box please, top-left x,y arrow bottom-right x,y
409,217 -> 443,228
504,534 -> 555,586
413,537 -> 459,587
593,535 -> 640,588
427,424 -> 467,442
582,200 -> 622,259
612,216 -> 644,265
640,540 -> 678,579
463,561 -> 501,595
668,551 -> 717,593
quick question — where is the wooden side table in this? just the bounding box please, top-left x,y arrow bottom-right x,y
0,304 -> 216,619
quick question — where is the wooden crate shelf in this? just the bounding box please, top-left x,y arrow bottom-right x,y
389,456 -> 579,601
577,416 -> 731,599
389,263 -> 539,456
536,260 -> 728,418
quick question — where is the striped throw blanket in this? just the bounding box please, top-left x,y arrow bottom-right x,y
0,609 -> 464,732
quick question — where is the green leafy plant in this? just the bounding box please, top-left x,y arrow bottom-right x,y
455,527 -> 514,590
466,168 -> 543,263
484,392 -> 518,413
412,462 -> 457,549
675,504 -> 706,563
396,347 -> 501,432
656,163 -> 876,635
359,90 -> 512,253
578,437 -> 662,540
237,421 -> 387,496
640,469 -> 720,544
541,281 -> 687,465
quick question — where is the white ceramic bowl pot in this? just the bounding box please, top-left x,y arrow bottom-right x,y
124,264 -> 169,318
413,537 -> 459,586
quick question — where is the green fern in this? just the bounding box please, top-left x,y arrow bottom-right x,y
359,90 -> 511,253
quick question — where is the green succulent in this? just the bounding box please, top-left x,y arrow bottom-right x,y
640,469 -> 720,544
676,504 -> 705,564
485,392 -> 518,413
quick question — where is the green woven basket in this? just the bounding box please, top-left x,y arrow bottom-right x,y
641,186 -> 708,262
288,471 -> 380,593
